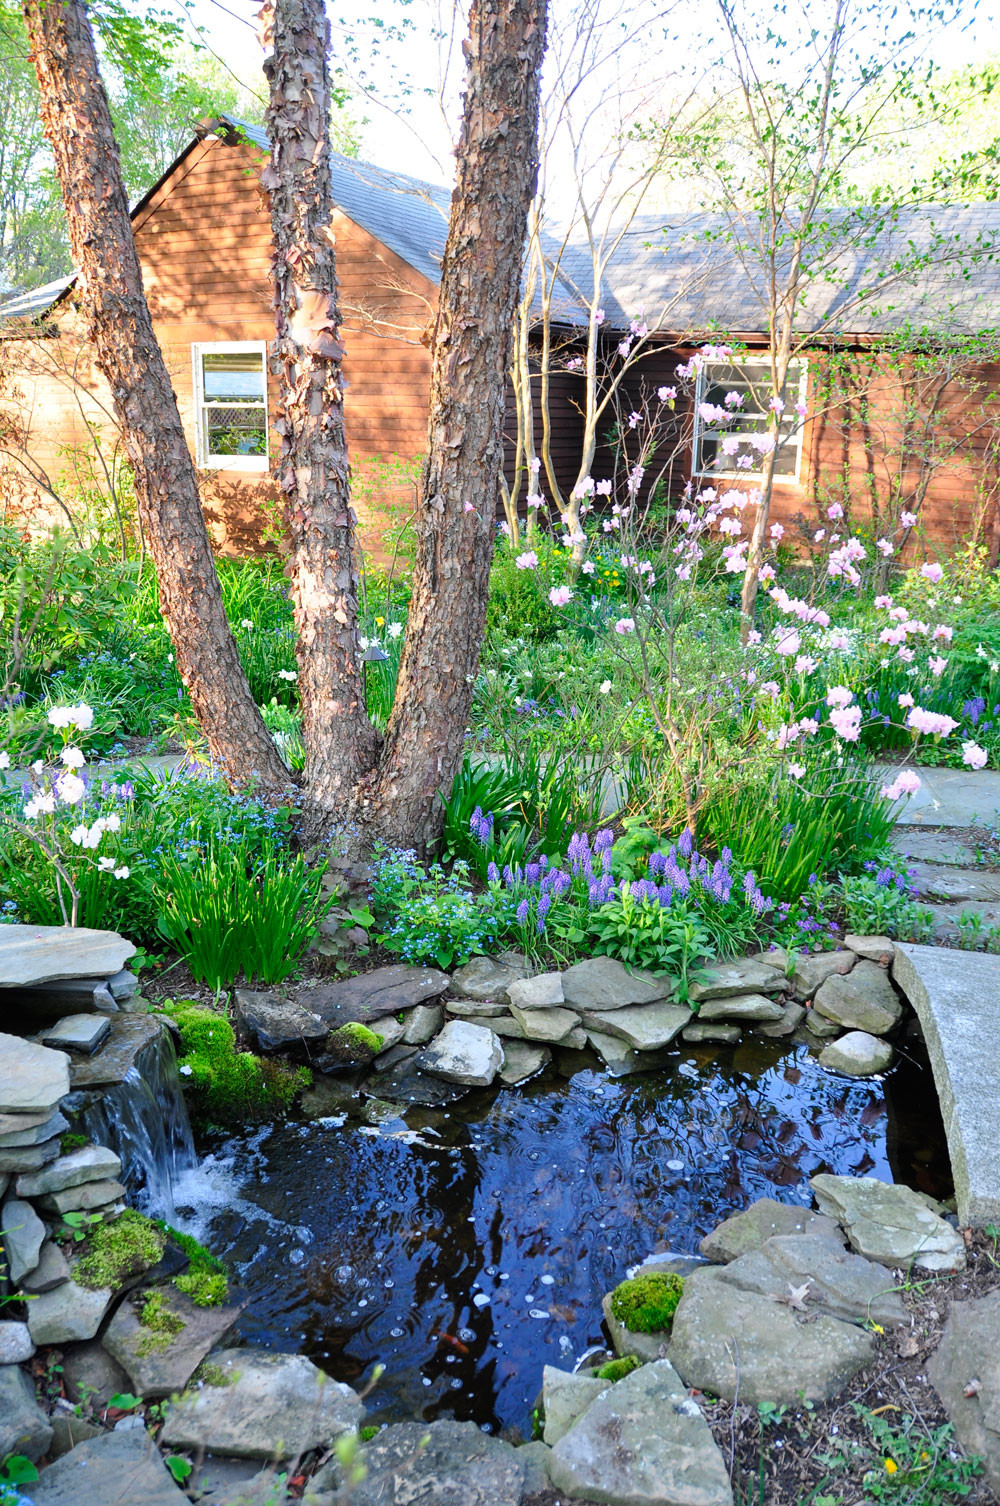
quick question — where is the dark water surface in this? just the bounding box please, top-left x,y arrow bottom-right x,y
173,1034 -> 950,1436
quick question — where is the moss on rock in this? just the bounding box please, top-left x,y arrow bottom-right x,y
135,1290 -> 186,1355
594,1354 -> 642,1382
609,1272 -> 685,1334
164,999 -> 309,1126
325,1022 -> 384,1066
74,1209 -> 166,1292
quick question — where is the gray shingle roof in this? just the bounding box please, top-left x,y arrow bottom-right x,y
0,274 -> 74,323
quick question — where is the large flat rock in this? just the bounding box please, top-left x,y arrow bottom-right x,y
304,965 -> 450,1026
415,1019 -> 503,1086
0,923 -> 135,987
669,1267 -> 874,1405
542,1365 -> 608,1445
893,943 -> 1000,1226
343,1419 -> 527,1506
103,1287 -> 244,1399
27,1276 -> 113,1344
31,1426 -> 188,1505
232,990 -> 326,1051
160,1347 -> 362,1461
717,1232 -> 908,1329
929,1288 -> 1000,1496
812,962 -> 902,1035
880,765 -> 1000,827
560,955 -> 672,1011
700,1197 -> 841,1263
811,1173 -> 965,1271
68,1014 -> 165,1089
578,1000 -> 690,1050
547,1358 -> 733,1506
0,1032 -> 70,1114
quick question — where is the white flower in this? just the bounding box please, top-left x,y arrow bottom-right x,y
24,793 -> 56,820
599,680 -> 612,694
241,619 -> 254,630
47,702 -> 94,731
277,669 -> 298,682
98,856 -> 116,872
387,622 -> 404,639
32,760 -> 44,775
114,866 -> 130,880
0,751 -> 8,770
70,824 -> 89,846
179,1064 -> 193,1076
102,813 -> 122,833
55,772 -> 86,806
60,746 -> 86,769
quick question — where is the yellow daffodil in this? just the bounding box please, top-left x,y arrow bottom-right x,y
884,1459 -> 898,1474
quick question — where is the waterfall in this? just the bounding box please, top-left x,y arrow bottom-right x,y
81,1025 -> 196,1222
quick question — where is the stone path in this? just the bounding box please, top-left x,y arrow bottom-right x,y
879,763 -> 1000,828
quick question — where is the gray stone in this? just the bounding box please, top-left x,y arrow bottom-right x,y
61,1338 -> 131,1406
487,1014 -> 527,1039
0,1363 -> 53,1462
601,1291 -> 672,1364
27,1276 -> 113,1343
879,763 -> 1000,827
368,1016 -> 405,1053
107,968 -> 140,1001
30,1426 -> 188,1505
415,1020 -> 503,1087
4,977 -> 119,1020
689,960 -> 784,1001
548,1358 -> 733,1506
232,989 -> 326,1051
893,941 -> 1000,1227
306,965 -> 450,1028
507,972 -> 565,1011
21,1239 -> 70,1292
894,829 -> 977,865
2,1195 -> 46,1282
756,1001 -> 807,1038
0,1030 -> 70,1113
103,1287 -> 244,1399
844,934 -> 895,964
697,993 -> 785,1024
669,1266 -> 874,1404
48,1414 -> 102,1459
0,1139 -> 61,1173
17,1142 -> 121,1197
585,1030 -> 645,1074
542,1365 -> 607,1444
802,1008 -> 841,1038
701,1198 -> 842,1263
792,950 -> 856,996
0,1320 -> 34,1362
400,1003 -> 443,1044
338,1419 -> 526,1506
718,1233 -> 907,1328
683,1022 -> 741,1044
560,956 -> 672,1012
811,1173 -> 966,1271
160,1347 -> 363,1461
0,922 -> 135,988
579,1001 -> 690,1051
515,1439 -> 551,1497
498,1040 -> 550,1085
68,1014 -> 164,1089
444,995 -> 509,1018
0,1109 -> 68,1147
928,1289 -> 1000,1496
908,863 -> 1000,902
564,1026 -> 587,1050
813,961 -> 902,1035
819,1031 -> 894,1076
0,1106 -> 53,1136
449,955 -> 525,1003
510,1002 -> 581,1044
367,1052 -> 471,1107
36,1178 -> 126,1214
38,1014 -> 112,1054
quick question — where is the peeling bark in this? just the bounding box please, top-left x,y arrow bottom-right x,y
259,0 -> 381,839
22,0 -> 289,793
368,0 -> 549,851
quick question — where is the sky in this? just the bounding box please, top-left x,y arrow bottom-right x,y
179,0 -> 1000,196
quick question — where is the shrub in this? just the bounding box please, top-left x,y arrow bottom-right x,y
165,1000 -> 309,1126
609,1272 -> 685,1334
839,865 -> 934,941
73,1209 -> 165,1291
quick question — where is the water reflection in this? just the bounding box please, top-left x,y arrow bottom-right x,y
173,1036 -> 949,1435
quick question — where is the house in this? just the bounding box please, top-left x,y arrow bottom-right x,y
3,116 -> 999,557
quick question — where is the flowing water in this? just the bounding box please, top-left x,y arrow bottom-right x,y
81,1026 -> 197,1220
169,1033 -> 950,1437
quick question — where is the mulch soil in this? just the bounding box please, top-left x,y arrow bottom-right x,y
525,1231 -> 1000,1506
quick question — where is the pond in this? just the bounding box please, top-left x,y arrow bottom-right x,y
171,1034 -> 950,1437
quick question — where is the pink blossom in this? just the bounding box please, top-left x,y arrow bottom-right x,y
626,465 -> 644,497
962,741 -> 988,770
829,705 -> 862,741
529,455 -> 541,473
797,717 -> 819,736
795,399 -> 808,417
876,539 -> 894,557
658,386 -> 676,402
826,686 -> 853,707
614,617 -> 635,634
928,655 -> 948,677
874,594 -> 893,609
595,308 -> 605,325
794,655 -> 818,675
699,402 -> 730,426
758,564 -> 776,584
747,629 -> 762,645
617,339 -> 632,359
881,770 -> 922,800
813,529 -> 826,543
900,510 -> 917,528
897,646 -> 915,663
906,706 -> 958,738
769,523 -> 785,541
769,395 -> 785,414
549,585 -> 573,607
760,680 -> 780,699
826,632 -> 851,651
920,561 -> 944,583
774,629 -> 801,657
827,502 -> 844,520
932,623 -> 953,641
788,762 -> 806,778
898,693 -> 914,709
565,356 -> 583,371
724,391 -> 744,408
515,550 -> 538,570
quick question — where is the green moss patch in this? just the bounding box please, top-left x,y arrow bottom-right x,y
192,1360 -> 237,1388
609,1272 -> 685,1334
152,1220 -> 230,1308
325,1022 -> 384,1065
60,1132 -> 89,1155
594,1354 -> 642,1382
164,1000 -> 309,1126
135,1290 -> 186,1355
74,1209 -> 166,1292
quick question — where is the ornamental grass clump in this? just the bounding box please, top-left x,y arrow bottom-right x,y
609,1272 -> 685,1334
165,1001 -> 309,1126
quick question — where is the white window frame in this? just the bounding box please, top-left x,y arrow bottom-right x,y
191,340 -> 270,470
692,357 -> 808,484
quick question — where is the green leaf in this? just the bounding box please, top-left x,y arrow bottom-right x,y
108,1392 -> 142,1412
0,1456 -> 40,1485
164,1456 -> 193,1484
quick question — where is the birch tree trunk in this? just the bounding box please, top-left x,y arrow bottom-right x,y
259,0 -> 381,838
355,0 -> 549,852
22,0 -> 289,793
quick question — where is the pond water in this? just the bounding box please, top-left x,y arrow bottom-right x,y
171,1034 -> 950,1437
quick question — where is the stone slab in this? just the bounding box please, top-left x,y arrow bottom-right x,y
2,1194 -> 46,1283
0,1139 -> 61,1173
542,1365 -> 608,1445
509,1002 -> 581,1044
601,1291 -> 672,1364
756,1002 -> 806,1038
893,829 -> 978,865
305,965 -> 450,1027
928,1288 -> 1000,1496
578,1000 -> 690,1050
415,1020 -> 503,1086
444,995 -> 510,1018
103,1288 -> 244,1399
38,1013 -> 112,1054
560,955 -> 672,1011
907,864 -> 1000,902
21,1239 -> 71,1293
0,1107 -> 53,1135
0,1108 -> 68,1147
0,1363 -> 53,1462
160,1347 -> 362,1461
343,1419 -> 527,1506
36,1178 -> 126,1214
880,764 -> 1000,827
232,990 -> 327,1051
697,993 -> 785,1024
0,923 -> 136,987
0,1320 -> 34,1362
17,1142 -> 121,1197
893,942 -> 1000,1227
811,1172 -> 965,1272
449,955 -> 525,1003
27,1276 -> 113,1344
0,1031 -> 70,1113
31,1426 -> 188,1505
368,1051 -> 471,1107
689,960 -> 784,1001
718,1233 -> 908,1329
700,1198 -> 842,1263
401,1003 -> 443,1044
843,934 -> 895,965
683,1022 -> 742,1044
68,1014 -> 164,1089
812,962 -> 902,1035
819,1031 -> 893,1077
498,1040 -> 550,1085
547,1358 -> 733,1506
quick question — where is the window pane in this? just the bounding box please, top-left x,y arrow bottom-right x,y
202,351 -> 266,403
697,360 -> 802,477
204,405 -> 268,458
